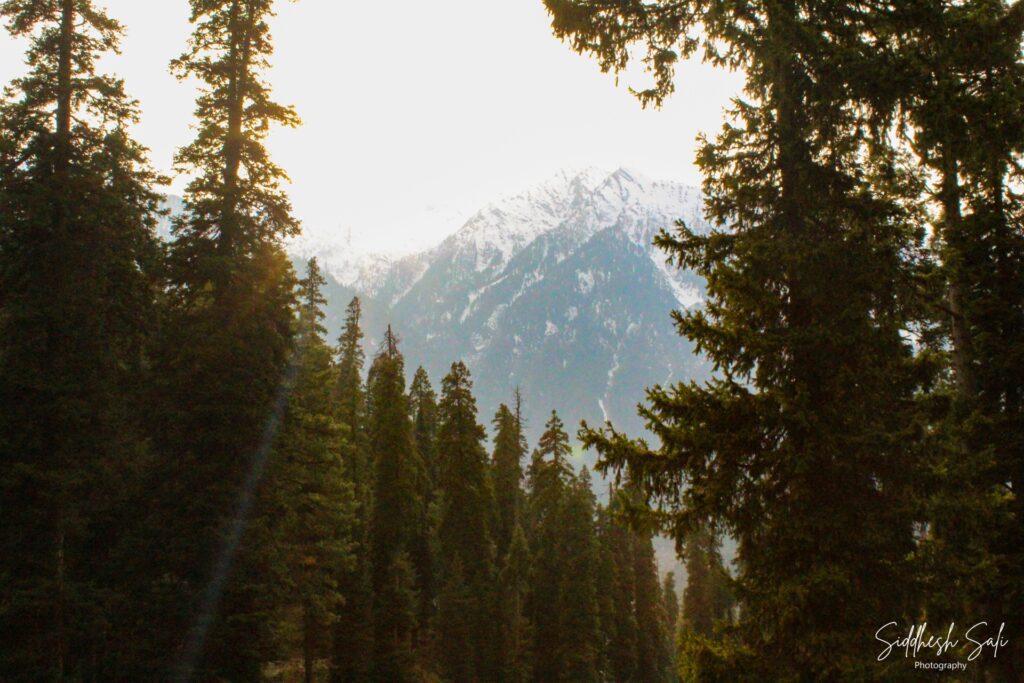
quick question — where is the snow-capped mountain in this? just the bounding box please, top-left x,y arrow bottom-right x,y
310,167 -> 712,440
160,168 -> 712,439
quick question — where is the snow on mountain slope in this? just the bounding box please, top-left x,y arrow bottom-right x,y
440,167 -> 608,272
349,167 -> 715,440
165,169 -> 714,441
294,167 -> 707,309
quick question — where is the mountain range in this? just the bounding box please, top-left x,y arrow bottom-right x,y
289,167 -> 712,444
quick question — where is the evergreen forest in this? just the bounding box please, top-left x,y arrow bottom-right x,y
1,0 -> 1022,681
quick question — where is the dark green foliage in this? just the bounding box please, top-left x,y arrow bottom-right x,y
556,468 -> 602,682
496,525 -> 533,683
366,328 -> 427,679
435,361 -> 497,680
676,529 -> 734,683
662,572 -> 680,682
526,414 -> 618,683
330,297 -> 375,683
555,0 -> 925,678
367,328 -> 420,589
144,0 -> 301,676
336,297 -> 371,489
330,556 -> 374,683
437,362 -> 494,579
246,259 -> 358,682
436,558 -> 477,683
0,1 -> 162,678
595,506 -> 638,681
887,3 -> 1024,677
410,366 -> 440,492
525,412 -> 575,682
662,572 -> 679,646
374,551 -> 420,683
407,366 -> 440,639
492,402 -> 527,557
633,529 -> 671,683
680,529 -> 732,640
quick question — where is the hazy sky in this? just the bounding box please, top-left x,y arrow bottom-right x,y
0,1 -> 743,253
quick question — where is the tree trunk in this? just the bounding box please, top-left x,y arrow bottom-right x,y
56,0 -> 74,154
55,507 -> 65,683
219,0 -> 253,262
940,142 -> 976,398
54,3 -> 74,675
304,603 -> 314,683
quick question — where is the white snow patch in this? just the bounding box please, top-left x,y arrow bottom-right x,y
577,270 -> 596,294
652,253 -> 704,309
607,353 -> 621,387
485,304 -> 507,331
545,321 -> 559,337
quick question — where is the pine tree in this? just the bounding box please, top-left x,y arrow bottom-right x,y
492,402 -> 527,558
407,366 -> 440,642
662,572 -> 680,679
676,528 -> 735,682
374,552 -> 420,683
882,3 -> 1024,676
330,298 -> 375,683
147,0 -> 301,677
663,573 -> 680,646
554,1 -> 925,677
336,297 -> 370,488
366,328 -> 426,679
410,366 -> 439,492
556,467 -> 602,682
435,361 -> 496,680
633,527 -> 671,683
436,558 -> 476,682
526,411 -> 595,682
247,259 -> 358,683
594,505 -> 638,681
496,525 -> 533,683
0,1 -> 162,677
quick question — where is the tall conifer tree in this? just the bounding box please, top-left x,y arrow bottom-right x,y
366,328 -> 425,681
492,403 -> 527,557
550,1 -> 925,677
594,505 -> 638,681
149,0 -> 301,676
247,259 -> 357,683
435,361 -> 496,680
330,299 -> 375,682
662,572 -> 680,680
407,366 -> 440,640
556,467 -> 602,682
496,524 -> 533,683
526,411 -> 589,682
881,4 -> 1024,675
0,1 -> 161,677
633,529 -> 671,683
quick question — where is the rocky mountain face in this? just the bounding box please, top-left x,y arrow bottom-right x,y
296,168 -> 712,442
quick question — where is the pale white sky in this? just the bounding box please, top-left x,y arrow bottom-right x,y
0,1 -> 742,253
